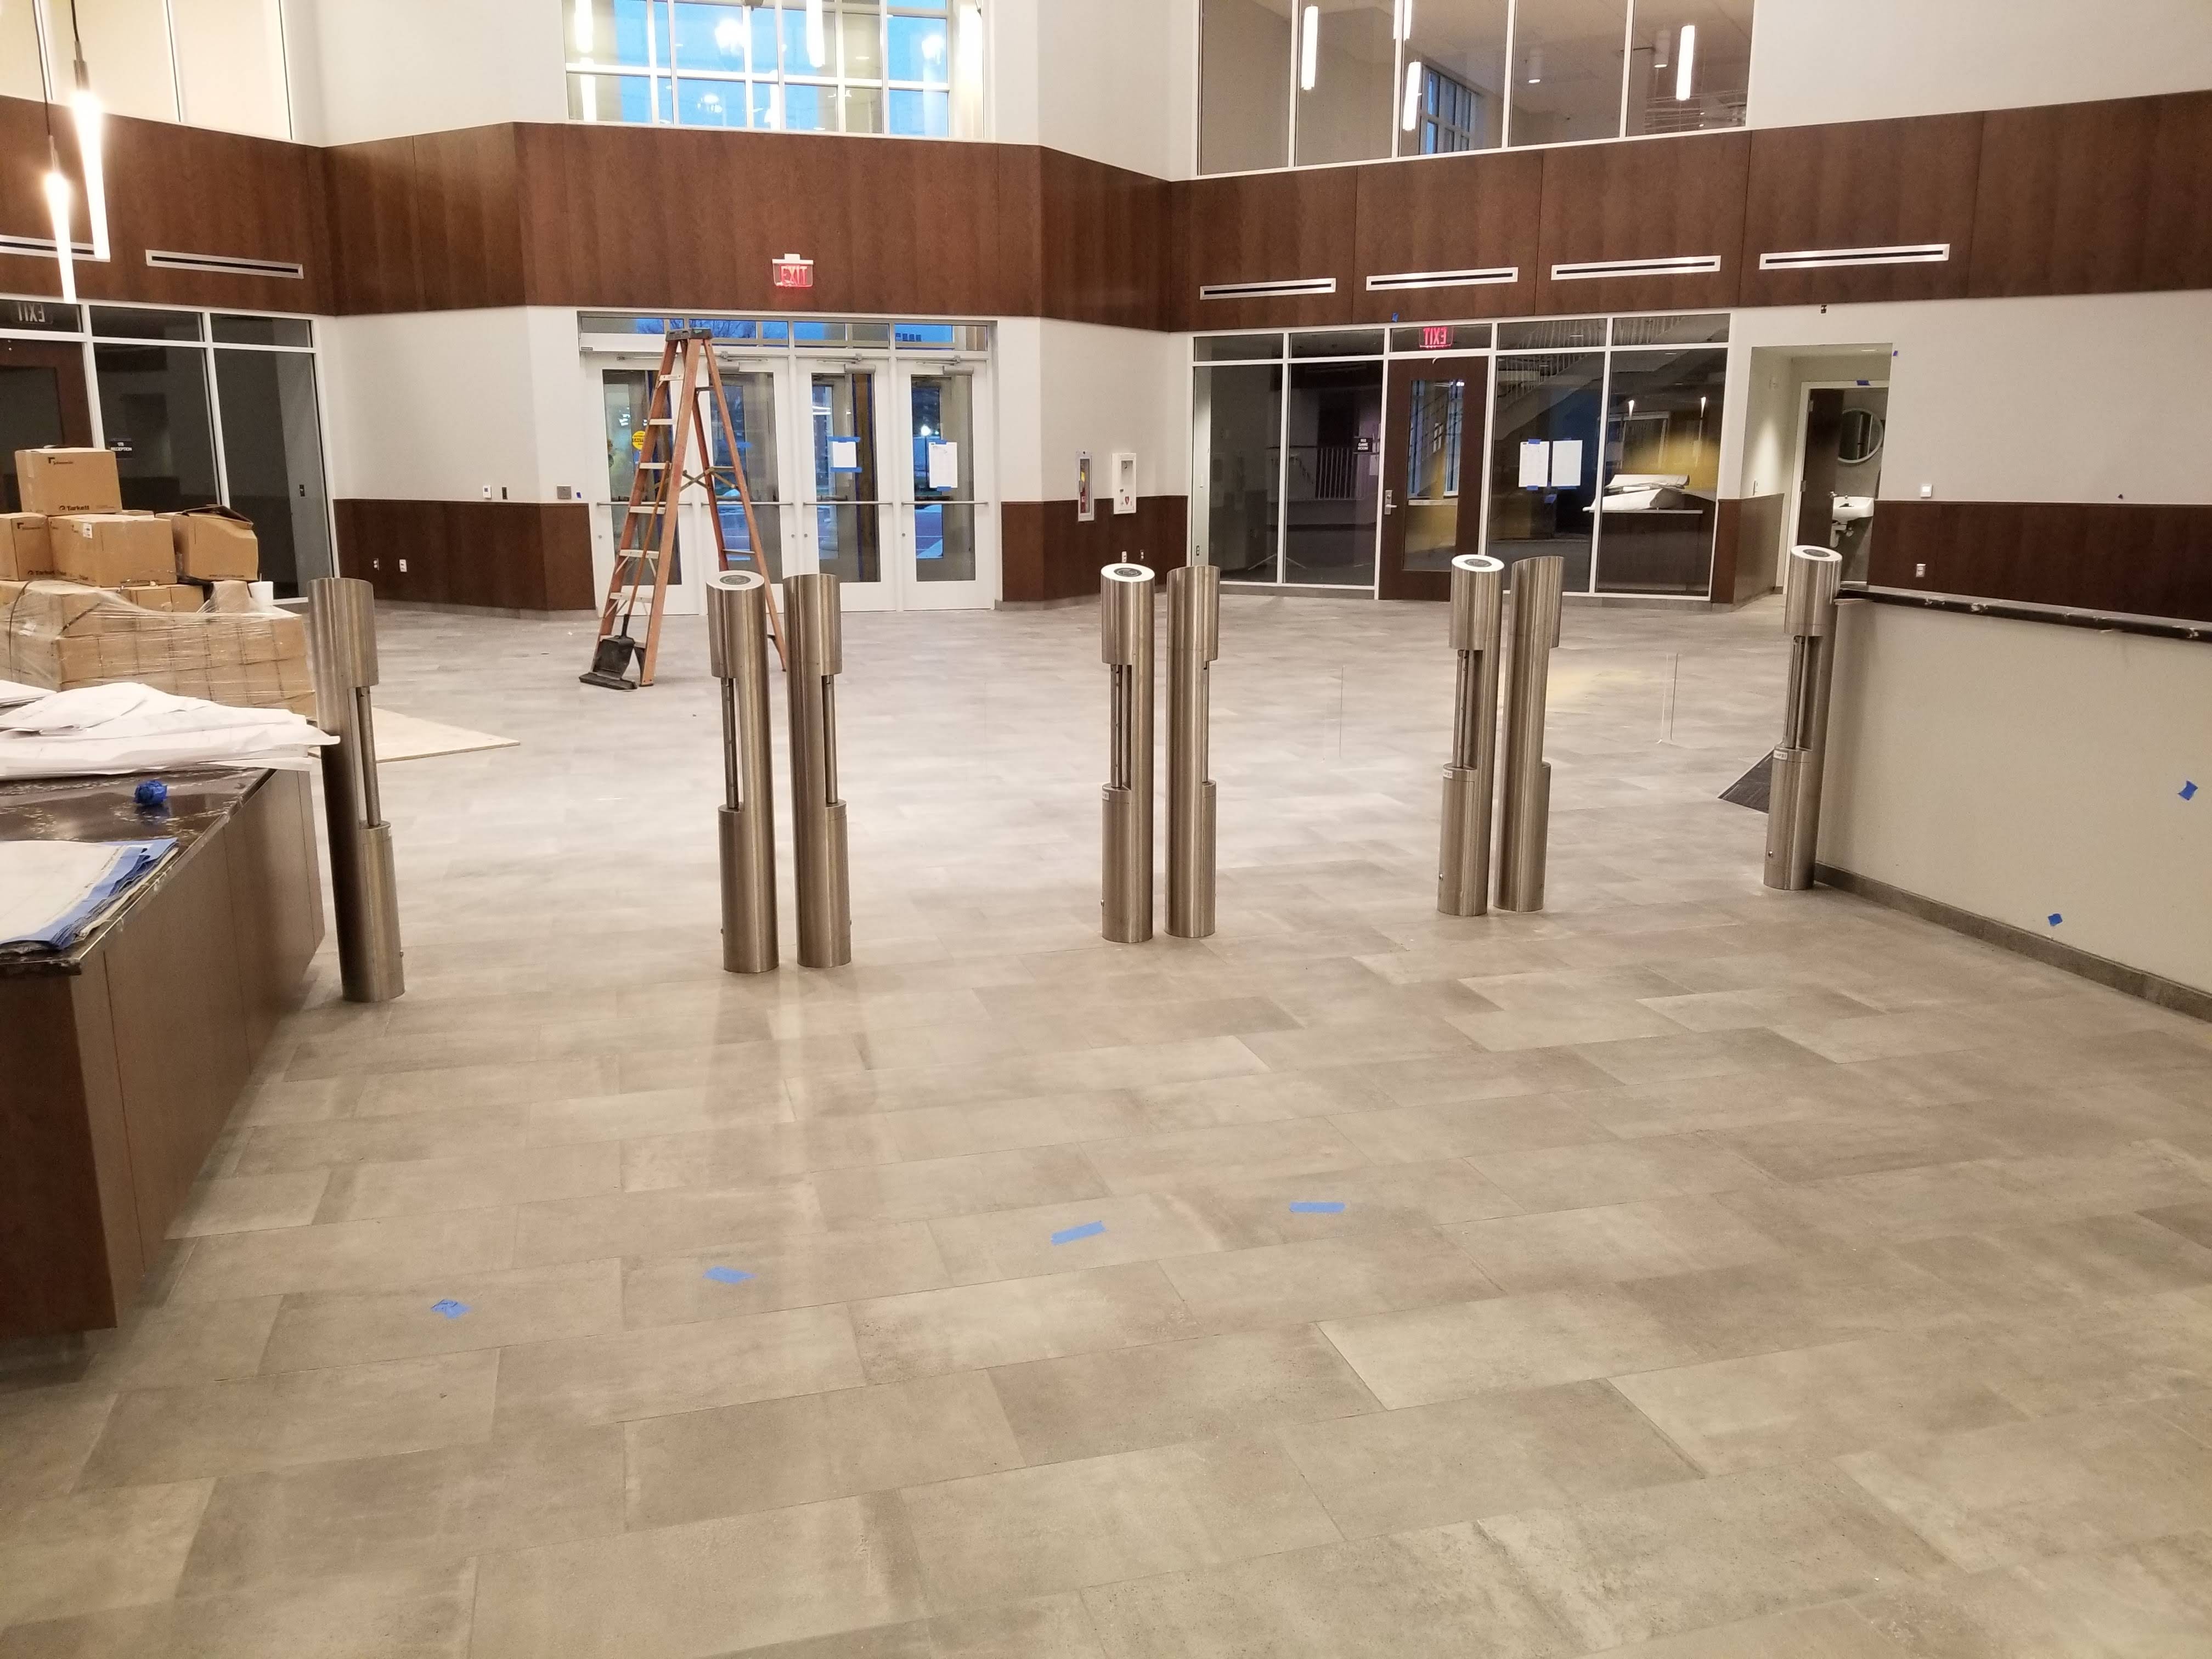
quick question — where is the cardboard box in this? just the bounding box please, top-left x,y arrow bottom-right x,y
168,506 -> 260,581
1,513 -> 47,579
48,514 -> 175,588
16,448 -> 121,516
269,611 -> 308,661
118,583 -> 203,613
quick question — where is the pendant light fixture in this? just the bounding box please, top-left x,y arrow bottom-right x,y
65,1 -> 109,262
1401,60 -> 1423,132
44,144 -> 76,304
805,0 -> 827,69
1300,5 -> 1318,92
1675,23 -> 1696,100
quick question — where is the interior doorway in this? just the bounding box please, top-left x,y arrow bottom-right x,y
0,337 -> 94,510
1379,352 -> 1490,601
1791,381 -> 1888,585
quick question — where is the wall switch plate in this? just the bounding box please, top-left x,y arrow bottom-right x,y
398,558 -> 409,573
481,484 -> 492,499
556,484 -> 574,501
1914,563 -> 1927,578
1918,483 -> 1933,498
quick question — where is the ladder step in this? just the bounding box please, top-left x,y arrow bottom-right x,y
647,417 -> 674,426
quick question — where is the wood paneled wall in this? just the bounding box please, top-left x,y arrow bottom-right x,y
1001,498 -> 1189,604
1710,495 -> 1786,609
334,499 -> 596,612
1869,500 -> 2212,628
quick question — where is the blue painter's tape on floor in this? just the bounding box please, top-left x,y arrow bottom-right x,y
2184,781 -> 2199,800
1051,1221 -> 1106,1244
702,1266 -> 754,1285
2047,913 -> 2063,927
1290,1201 -> 1346,1214
431,1300 -> 469,1319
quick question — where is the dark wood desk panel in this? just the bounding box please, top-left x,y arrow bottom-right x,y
0,770 -> 322,1340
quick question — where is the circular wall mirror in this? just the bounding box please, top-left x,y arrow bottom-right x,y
1837,407 -> 1885,465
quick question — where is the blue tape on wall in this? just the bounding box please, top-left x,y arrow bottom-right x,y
702,1266 -> 754,1285
1051,1221 -> 1106,1244
1289,1201 -> 1346,1214
2047,913 -> 2063,927
431,1299 -> 470,1319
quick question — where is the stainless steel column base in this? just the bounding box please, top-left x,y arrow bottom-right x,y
1166,778 -> 1215,939
1764,546 -> 1844,892
797,799 -> 853,969
322,772 -> 404,1003
1102,786 -> 1153,945
708,571 -> 778,973
309,575 -> 404,1003
1437,766 -> 1488,917
785,572 -> 852,969
1165,563 -> 1220,940
1497,763 -> 1550,913
1496,556 -> 1564,914
719,806 -> 776,973
1101,563 -> 1156,945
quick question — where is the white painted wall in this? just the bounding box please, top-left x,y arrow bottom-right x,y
1723,291 -> 2212,508
998,318 -> 1191,508
285,0 -> 566,145
320,307 -> 585,502
1748,0 -> 2212,127
1823,602 -> 2212,995
990,0 -> 1197,176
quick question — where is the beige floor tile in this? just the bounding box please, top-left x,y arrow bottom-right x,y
1615,1329 -> 2028,1474
1280,1379 -> 1696,1537
527,1084 -> 797,1146
1173,1158 -> 1521,1248
1713,1110 -> 2019,1184
1447,1196 -> 1786,1293
513,1182 -> 825,1266
1974,1140 -> 2212,1217
1637,986 -> 1882,1032
0,1482 -> 213,1631
78,1351 -> 499,1487
1594,1602 -> 1909,1657
623,1223 -> 950,1327
1620,1246 -> 1972,1361
0,1391 -> 117,1506
1571,1027 -> 1832,1087
1128,1068 -> 1392,1128
166,1209 -> 515,1304
357,1056 -> 623,1118
1898,1213 -> 2212,1308
1449,1002 -> 1691,1052
1357,1045 -> 1620,1108
1457,966 -> 1693,1013
469,1494 -> 925,1658
1714,1165 -> 2047,1250
1238,1018 -> 1476,1072
1470,1133 -> 1774,1211
1481,1462 -> 1949,1650
0,1562 -> 476,1658
1836,1403 -> 2212,1573
177,1426 -> 622,1595
619,1113 -> 979,1192
1319,1286 -> 1702,1408
924,1592 -> 1105,1658
1160,1227 -> 1497,1333
73,1300 -> 280,1393
929,1193 -> 1226,1284
261,1260 -> 622,1371
165,1171 -> 331,1239
317,1141 -> 620,1221
1853,1537 -> 2212,1658
813,1146 -> 1107,1229
852,1263 -> 1199,1381
1328,1092 -> 1615,1165
1968,1286 -> 2212,1417
232,1104 -> 533,1175
626,1371 -> 1022,1529
1081,1119 -> 1370,1194
492,1302 -> 864,1433
618,1036 -> 870,1094
903,1431 -> 1340,1611
1079,1521 -> 1576,1658
991,1325 -> 1379,1464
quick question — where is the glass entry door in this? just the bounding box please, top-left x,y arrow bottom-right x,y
1380,354 -> 1488,601
805,365 -> 891,610
894,363 -> 990,609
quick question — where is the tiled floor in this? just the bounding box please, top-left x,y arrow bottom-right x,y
5,592 -> 2212,1657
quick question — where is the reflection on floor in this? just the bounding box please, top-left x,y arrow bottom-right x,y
3,595 -> 2210,1656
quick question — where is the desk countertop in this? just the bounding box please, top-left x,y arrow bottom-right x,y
0,770 -> 269,980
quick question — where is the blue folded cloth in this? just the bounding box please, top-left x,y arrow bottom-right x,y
1,838 -> 176,951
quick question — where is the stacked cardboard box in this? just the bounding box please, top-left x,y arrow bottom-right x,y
10,449 -> 263,586
0,580 -> 315,719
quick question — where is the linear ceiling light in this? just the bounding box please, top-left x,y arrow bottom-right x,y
1300,6 -> 1318,91
1394,0 -> 1412,41
1526,46 -> 1542,84
43,157 -> 75,304
572,0 -> 594,54
805,0 -> 827,69
1401,60 -> 1422,131
1675,24 -> 1695,100
60,3 -> 109,263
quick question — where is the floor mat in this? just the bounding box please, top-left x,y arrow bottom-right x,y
372,708 -> 520,764
1720,752 -> 1773,812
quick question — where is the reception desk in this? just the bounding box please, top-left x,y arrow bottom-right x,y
0,768 -> 322,1340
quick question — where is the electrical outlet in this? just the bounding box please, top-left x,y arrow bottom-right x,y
500,486 -> 509,500
1914,563 -> 1927,578
1918,483 -> 1933,498
398,558 -> 409,573
482,484 -> 493,500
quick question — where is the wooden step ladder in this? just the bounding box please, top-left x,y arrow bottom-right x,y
584,329 -> 786,689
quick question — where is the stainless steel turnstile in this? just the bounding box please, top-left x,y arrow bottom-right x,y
707,570 -> 777,973
1764,545 -> 1844,891
1100,562 -> 1156,944
308,576 -> 404,1002
1166,563 -> 1220,939
1437,553 -> 1505,917
783,572 -> 851,968
1496,555 -> 1564,913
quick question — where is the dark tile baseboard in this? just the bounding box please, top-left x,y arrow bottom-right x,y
1815,862 -> 2211,1023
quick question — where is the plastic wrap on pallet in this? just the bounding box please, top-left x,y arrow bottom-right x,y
0,580 -> 316,719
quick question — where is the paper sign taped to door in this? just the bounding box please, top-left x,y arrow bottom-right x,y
1518,439 -> 1550,488
1550,439 -> 1583,487
928,441 -> 960,490
828,437 -> 861,472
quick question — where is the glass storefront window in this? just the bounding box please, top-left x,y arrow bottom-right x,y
909,371 -> 976,583
1624,0 -> 1752,136
1488,351 -> 1602,590
1401,0 -> 1509,155
1199,0 -> 1293,173
1508,0 -> 1628,146
1294,4 -> 1394,166
1192,363 -> 1284,580
212,349 -> 335,593
1283,359 -> 1384,586
1596,346 -> 1725,595
93,343 -> 221,513
707,370 -> 786,582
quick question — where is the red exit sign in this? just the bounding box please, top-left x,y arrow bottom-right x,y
1421,324 -> 1452,349
772,254 -> 814,289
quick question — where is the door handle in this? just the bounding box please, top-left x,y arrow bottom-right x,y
1383,489 -> 1396,515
